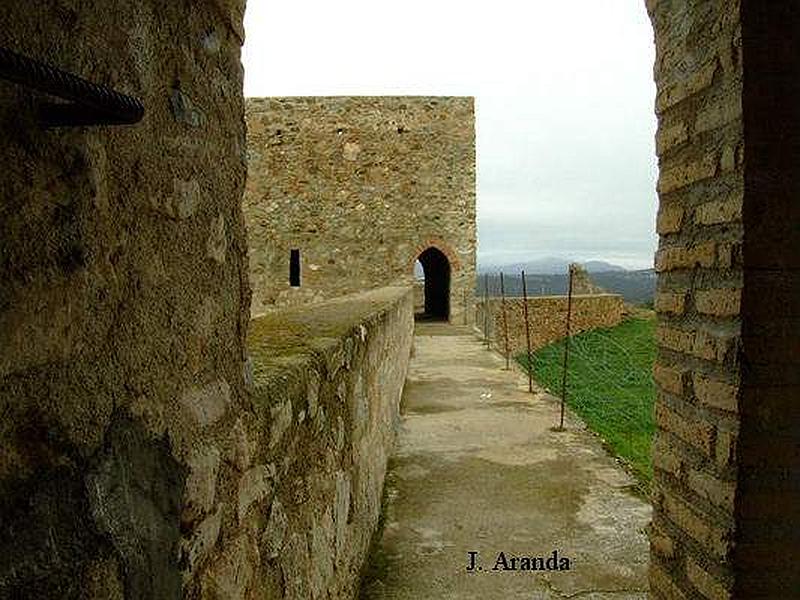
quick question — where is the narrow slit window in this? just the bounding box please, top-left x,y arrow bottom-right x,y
289,249 -> 301,287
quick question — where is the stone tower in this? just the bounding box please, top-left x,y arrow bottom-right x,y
244,96 -> 477,323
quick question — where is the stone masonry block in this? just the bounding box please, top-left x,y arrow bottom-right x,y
694,96 -> 742,135
654,363 -> 685,396
715,429 -> 736,469
663,494 -> 730,557
656,326 -> 695,354
655,242 -> 716,272
686,557 -> 732,600
656,122 -> 689,155
695,289 -> 742,317
695,194 -> 743,225
692,374 -> 739,412
656,206 -> 685,234
653,436 -> 683,478
657,154 -> 718,195
691,329 -> 736,363
656,59 -> 720,114
687,468 -> 735,511
650,561 -> 688,599
656,403 -> 715,456
655,291 -> 687,314
715,242 -> 741,269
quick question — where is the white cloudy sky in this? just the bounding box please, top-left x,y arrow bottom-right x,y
243,0 -> 658,270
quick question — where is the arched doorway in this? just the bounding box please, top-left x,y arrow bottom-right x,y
415,247 -> 450,321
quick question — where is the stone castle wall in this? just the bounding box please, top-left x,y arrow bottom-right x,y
0,2 -> 250,597
476,295 -> 625,355
2,2 -> 797,599
232,287 -> 413,598
244,96 -> 477,323
648,1 -> 799,597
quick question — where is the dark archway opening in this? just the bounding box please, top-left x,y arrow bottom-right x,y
415,247 -> 450,321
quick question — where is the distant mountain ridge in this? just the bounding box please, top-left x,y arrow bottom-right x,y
477,257 -> 627,275
476,269 -> 656,305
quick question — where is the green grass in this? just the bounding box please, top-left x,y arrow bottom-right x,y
517,316 -> 656,489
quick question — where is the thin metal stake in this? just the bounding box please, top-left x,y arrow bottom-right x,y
483,274 -> 490,348
521,270 -> 533,393
559,265 -> 575,430
500,272 -> 510,370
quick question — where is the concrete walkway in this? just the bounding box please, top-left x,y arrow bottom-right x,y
360,323 -> 651,599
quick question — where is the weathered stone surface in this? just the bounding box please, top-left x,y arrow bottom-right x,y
85,416 -> 186,598
202,534 -> 257,600
244,97 -> 476,324
247,288 -> 414,599
237,464 -> 274,522
180,379 -> 232,429
228,417 -> 254,471
180,503 -> 223,577
281,533 -> 311,600
184,446 -> 221,523
0,3 -> 249,596
478,293 -> 625,355
262,499 -> 289,560
269,400 -> 293,449
334,471 -> 351,560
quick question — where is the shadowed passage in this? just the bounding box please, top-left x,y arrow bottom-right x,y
415,247 -> 451,321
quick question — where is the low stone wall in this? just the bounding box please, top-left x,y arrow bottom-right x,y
413,280 -> 425,313
226,286 -> 413,598
476,294 -> 625,355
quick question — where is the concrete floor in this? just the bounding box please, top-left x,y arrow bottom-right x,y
360,323 -> 651,599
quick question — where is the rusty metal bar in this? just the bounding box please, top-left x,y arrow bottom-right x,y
0,46 -> 144,127
483,274 -> 490,348
521,270 -> 533,393
558,265 -> 575,430
500,272 -> 510,369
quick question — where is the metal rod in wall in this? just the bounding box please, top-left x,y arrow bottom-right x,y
521,270 -> 533,393
0,46 -> 145,127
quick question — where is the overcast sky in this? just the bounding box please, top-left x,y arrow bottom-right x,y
243,0 -> 658,270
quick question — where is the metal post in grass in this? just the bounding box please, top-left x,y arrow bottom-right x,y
483,274 -> 490,347
521,270 -> 533,393
558,264 -> 575,431
500,272 -> 510,369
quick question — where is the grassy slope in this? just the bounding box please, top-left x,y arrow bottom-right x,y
517,316 -> 656,487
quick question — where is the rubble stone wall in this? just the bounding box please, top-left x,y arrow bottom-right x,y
242,287 -> 413,598
0,2 -> 250,597
476,294 -> 625,355
244,96 -> 476,324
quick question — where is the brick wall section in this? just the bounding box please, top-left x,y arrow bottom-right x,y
735,2 -> 800,596
244,97 -> 476,324
647,0 -> 744,597
476,294 -> 625,356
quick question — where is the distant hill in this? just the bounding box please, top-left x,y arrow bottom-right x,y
477,257 -> 626,275
476,269 -> 656,305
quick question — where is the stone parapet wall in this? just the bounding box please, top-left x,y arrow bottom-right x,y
234,287 -> 414,598
244,96 -> 476,324
476,294 -> 625,355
